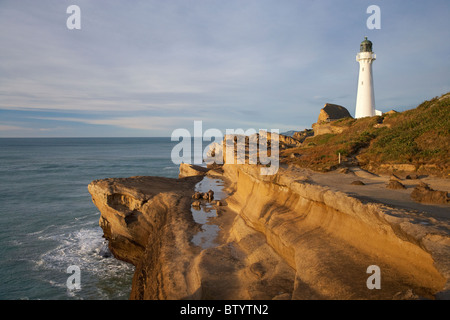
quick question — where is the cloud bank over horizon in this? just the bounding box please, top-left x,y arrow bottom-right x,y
0,0 -> 449,137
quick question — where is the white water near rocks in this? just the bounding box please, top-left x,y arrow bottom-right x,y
0,138 -> 180,300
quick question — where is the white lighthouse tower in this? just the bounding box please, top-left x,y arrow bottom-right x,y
355,37 -> 377,118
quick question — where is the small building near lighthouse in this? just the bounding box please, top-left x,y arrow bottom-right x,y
355,37 -> 381,118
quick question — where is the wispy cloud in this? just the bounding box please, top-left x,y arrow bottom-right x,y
28,115 -> 201,131
0,0 -> 449,137
0,124 -> 33,132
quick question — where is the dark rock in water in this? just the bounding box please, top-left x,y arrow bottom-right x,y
411,183 -> 449,204
99,244 -> 112,258
351,180 -> 365,185
192,191 -> 203,200
207,190 -> 214,201
101,251 -> 112,258
386,180 -> 406,190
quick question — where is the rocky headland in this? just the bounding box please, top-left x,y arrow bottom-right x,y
88,93 -> 449,300
88,162 -> 450,300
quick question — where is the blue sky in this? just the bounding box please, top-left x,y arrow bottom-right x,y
0,0 -> 449,137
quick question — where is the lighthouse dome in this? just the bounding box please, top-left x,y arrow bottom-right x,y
360,37 -> 373,52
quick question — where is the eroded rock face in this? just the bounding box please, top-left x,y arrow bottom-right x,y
311,122 -> 347,136
222,164 -> 449,299
179,163 -> 209,178
292,129 -> 314,143
88,175 -> 203,299
411,183 -> 449,204
311,104 -> 352,136
88,172 -> 297,300
88,165 -> 449,300
386,180 -> 406,190
318,103 -> 352,123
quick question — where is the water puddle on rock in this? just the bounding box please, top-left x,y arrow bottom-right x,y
191,176 -> 227,249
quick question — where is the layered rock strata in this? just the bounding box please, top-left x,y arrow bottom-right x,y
222,165 -> 449,299
88,164 -> 450,300
88,175 -> 203,299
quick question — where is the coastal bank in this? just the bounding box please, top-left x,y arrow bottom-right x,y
88,162 -> 450,300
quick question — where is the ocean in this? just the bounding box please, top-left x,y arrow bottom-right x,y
0,137 -> 181,300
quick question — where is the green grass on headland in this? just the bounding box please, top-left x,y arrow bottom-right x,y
282,92 -> 450,176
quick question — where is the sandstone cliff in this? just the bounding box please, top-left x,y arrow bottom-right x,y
88,164 -> 450,300
312,103 -> 352,136
88,175 -> 203,299
222,164 -> 449,299
317,103 -> 352,123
